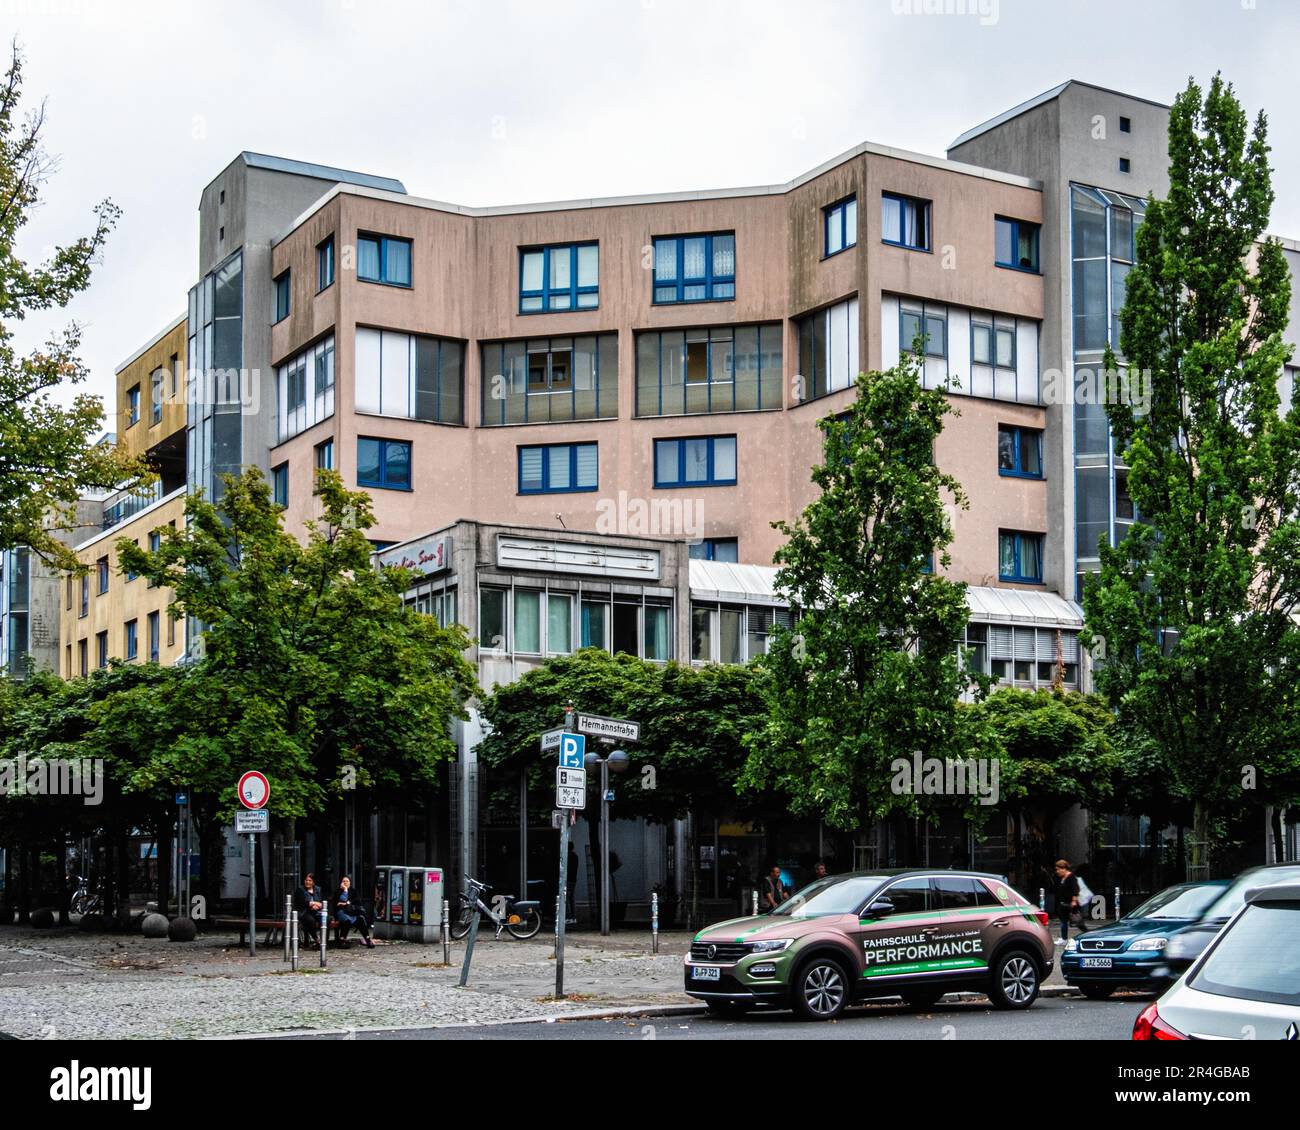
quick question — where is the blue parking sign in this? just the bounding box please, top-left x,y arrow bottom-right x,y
559,732 -> 585,769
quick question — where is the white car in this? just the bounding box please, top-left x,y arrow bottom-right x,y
1133,880 -> 1300,1040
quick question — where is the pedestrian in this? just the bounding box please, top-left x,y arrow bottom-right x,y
334,875 -> 374,948
761,865 -> 788,912
294,873 -> 324,945
810,860 -> 829,884
1052,859 -> 1088,945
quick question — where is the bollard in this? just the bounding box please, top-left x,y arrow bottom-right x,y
1039,887 -> 1046,911
553,894 -> 561,959
651,891 -> 659,954
290,910 -> 299,972
751,889 -> 758,917
441,898 -> 451,966
319,904 -> 328,969
283,896 -> 291,963
1114,886 -> 1121,922
458,900 -> 481,988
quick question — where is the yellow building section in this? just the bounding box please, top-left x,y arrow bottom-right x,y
116,313 -> 187,462
61,489 -> 188,677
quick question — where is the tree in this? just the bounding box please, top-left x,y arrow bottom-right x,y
0,41 -> 142,566
1083,75 -> 1300,872
740,353 -> 978,832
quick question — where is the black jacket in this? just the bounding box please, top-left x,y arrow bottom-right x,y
294,885 -> 325,917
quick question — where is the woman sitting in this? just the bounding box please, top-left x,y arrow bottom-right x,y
334,875 -> 374,948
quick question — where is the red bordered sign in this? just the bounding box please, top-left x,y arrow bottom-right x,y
237,771 -> 270,810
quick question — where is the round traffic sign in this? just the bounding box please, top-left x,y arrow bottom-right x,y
237,771 -> 270,810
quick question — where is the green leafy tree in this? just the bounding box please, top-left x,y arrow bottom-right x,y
0,42 -> 142,566
740,354 -> 978,832
1083,75 -> 1300,872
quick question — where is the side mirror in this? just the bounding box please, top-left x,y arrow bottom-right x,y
864,898 -> 895,919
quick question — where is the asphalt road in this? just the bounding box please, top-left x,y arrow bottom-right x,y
295,994 -> 1145,1040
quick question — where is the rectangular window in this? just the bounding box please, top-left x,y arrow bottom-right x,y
274,271 -> 290,322
519,242 -> 598,312
96,631 -> 108,669
824,195 -> 857,256
643,603 -> 670,661
688,538 -> 739,562
995,216 -> 1040,272
356,437 -> 412,491
796,297 -> 860,402
900,306 -> 947,358
513,590 -> 541,654
357,233 -> 412,287
125,619 -> 138,661
1119,116 -> 1131,133
481,333 -> 616,425
150,368 -> 165,424
998,531 -> 1044,583
355,328 -> 464,426
518,442 -> 598,494
654,435 -> 736,488
316,439 -> 334,471
65,573 -> 73,610
635,323 -> 780,417
170,353 -> 180,397
97,556 -> 109,594
480,588 -> 506,649
997,425 -> 1043,478
881,192 -> 930,251
652,233 -> 735,304
127,385 -> 140,426
272,463 -> 288,507
276,334 -> 335,442
78,638 -> 87,676
80,574 -> 88,617
148,611 -> 160,662
580,599 -> 607,649
317,236 -> 335,291
547,593 -> 573,654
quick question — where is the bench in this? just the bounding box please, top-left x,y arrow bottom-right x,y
210,915 -> 355,947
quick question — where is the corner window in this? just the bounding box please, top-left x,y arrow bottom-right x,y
355,328 -> 463,425
995,216 -> 1040,272
357,233 -> 412,287
317,236 -> 335,291
654,435 -> 736,488
824,195 -> 857,257
315,438 -> 334,471
276,335 -> 336,442
881,192 -> 930,251
518,442 -> 598,494
357,437 -> 412,491
796,297 -> 860,402
272,463 -> 289,507
519,243 -> 598,313
997,425 -> 1043,478
274,271 -> 290,322
998,530 -> 1044,584
652,233 -> 735,304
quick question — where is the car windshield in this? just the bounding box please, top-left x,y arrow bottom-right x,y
1126,883 -> 1224,921
771,876 -> 886,918
1189,901 -> 1300,1007
1204,865 -> 1300,920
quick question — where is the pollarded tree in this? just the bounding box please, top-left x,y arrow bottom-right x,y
1083,75 -> 1300,871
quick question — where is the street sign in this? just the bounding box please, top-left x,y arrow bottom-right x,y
175,792 -> 188,806
237,771 -> 270,810
556,767 -> 586,790
235,810 -> 269,834
559,732 -> 586,769
540,728 -> 565,752
556,785 -> 586,809
576,713 -> 640,743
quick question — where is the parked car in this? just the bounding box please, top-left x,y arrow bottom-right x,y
1133,880 -> 1300,1040
1155,862 -> 1300,983
1061,880 -> 1228,998
684,870 -> 1054,1021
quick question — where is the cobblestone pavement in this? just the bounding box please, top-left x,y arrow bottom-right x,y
0,923 -> 694,1039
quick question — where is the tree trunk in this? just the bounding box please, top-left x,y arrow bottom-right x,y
57,838 -> 69,926
1191,799 -> 1210,878
117,828 -> 131,918
156,811 -> 172,917
1270,806 -> 1285,865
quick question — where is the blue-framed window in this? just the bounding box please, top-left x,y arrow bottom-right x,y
652,233 -> 735,304
995,216 -> 1040,272
146,531 -> 161,588
317,236 -> 335,291
998,530 -> 1043,583
997,425 -> 1043,478
274,271 -> 290,322
97,556 -> 109,594
151,368 -> 165,424
272,463 -> 288,507
636,324 -> 782,416
357,233 -> 412,287
654,435 -> 737,488
148,611 -> 160,662
517,442 -> 598,494
127,385 -> 140,427
357,437 -> 412,491
688,538 -> 739,563
96,631 -> 108,669
520,243 -> 598,313
125,619 -> 138,661
126,539 -> 138,582
316,438 -> 334,471
824,195 -> 857,257
881,193 -> 930,251
900,306 -> 946,357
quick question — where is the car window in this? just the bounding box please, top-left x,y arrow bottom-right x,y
880,877 -> 931,915
933,876 -> 981,909
1127,883 -> 1224,920
1205,865 -> 1300,920
772,876 -> 886,918
1189,902 -> 1300,1007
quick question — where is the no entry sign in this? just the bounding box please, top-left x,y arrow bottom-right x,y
237,771 -> 270,810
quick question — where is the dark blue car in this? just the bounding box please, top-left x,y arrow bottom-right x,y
1061,880 -> 1229,999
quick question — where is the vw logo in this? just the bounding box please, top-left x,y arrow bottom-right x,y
706,944 -> 717,959
1286,1022 -> 1298,1042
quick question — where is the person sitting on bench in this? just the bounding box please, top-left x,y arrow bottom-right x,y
334,876 -> 374,947
294,873 -> 324,944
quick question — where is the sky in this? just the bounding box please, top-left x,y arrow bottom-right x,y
9,0 -> 1300,430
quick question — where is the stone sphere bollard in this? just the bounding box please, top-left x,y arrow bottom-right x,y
30,907 -> 56,928
167,916 -> 197,942
141,912 -> 170,938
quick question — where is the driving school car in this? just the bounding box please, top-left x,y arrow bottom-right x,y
685,870 -> 1054,1021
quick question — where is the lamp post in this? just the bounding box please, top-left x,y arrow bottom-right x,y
584,746 -> 630,936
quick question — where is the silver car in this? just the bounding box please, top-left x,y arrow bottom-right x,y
1133,881 -> 1300,1040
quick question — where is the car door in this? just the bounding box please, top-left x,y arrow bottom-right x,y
931,875 -> 1001,982
855,876 -> 948,991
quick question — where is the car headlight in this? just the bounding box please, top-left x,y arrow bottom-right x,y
1129,937 -> 1168,952
1065,937 -> 1078,952
1164,935 -> 1199,960
747,939 -> 793,954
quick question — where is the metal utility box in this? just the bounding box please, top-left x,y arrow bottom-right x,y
372,865 -> 444,941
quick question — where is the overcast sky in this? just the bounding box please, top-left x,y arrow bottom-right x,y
11,0 -> 1300,429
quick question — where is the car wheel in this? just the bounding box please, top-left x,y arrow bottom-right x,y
989,950 -> 1040,1010
900,990 -> 944,1010
792,956 -> 849,1021
704,1000 -> 750,1019
1079,984 -> 1115,1001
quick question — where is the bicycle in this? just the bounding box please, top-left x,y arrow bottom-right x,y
68,875 -> 101,917
449,876 -> 542,940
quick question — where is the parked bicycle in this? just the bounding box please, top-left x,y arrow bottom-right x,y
68,875 -> 101,917
450,876 -> 542,940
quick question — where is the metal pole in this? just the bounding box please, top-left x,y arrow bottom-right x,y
553,894 -> 561,959
651,891 -> 659,954
184,803 -> 192,920
519,768 -> 528,912
283,895 -> 291,963
556,815 -> 569,999
290,910 -> 299,972
441,898 -> 450,966
248,833 -> 256,957
751,889 -> 758,917
600,757 -> 610,937
458,893 -> 481,988
1114,886 -> 1121,922
1039,886 -> 1046,912
319,902 -> 328,968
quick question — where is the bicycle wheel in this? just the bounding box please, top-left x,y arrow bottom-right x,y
506,908 -> 542,940
449,904 -> 477,940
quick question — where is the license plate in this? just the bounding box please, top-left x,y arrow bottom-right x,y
1081,957 -> 1113,969
692,965 -> 721,981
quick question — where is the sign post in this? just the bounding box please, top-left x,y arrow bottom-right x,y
237,771 -> 270,957
554,718 -> 586,1000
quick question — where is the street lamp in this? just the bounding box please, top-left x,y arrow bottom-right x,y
585,746 -> 630,936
